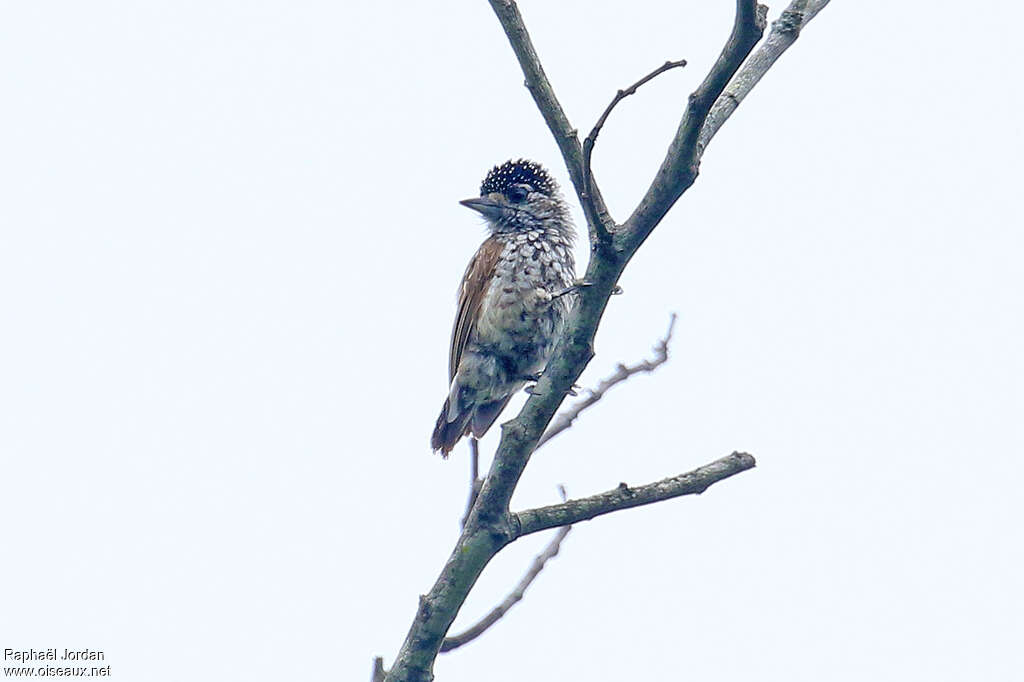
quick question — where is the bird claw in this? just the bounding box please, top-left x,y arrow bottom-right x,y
525,382 -> 578,396
551,279 -> 594,301
552,281 -> 621,300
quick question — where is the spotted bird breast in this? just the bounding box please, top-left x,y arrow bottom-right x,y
473,230 -> 575,374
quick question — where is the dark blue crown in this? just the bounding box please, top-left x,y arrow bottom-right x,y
480,159 -> 556,198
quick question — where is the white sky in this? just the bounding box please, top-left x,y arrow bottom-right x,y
2,1 -> 1022,681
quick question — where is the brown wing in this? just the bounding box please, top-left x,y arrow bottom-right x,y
449,236 -> 503,382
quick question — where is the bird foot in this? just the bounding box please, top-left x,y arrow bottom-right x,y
551,279 -> 593,300
523,381 -> 579,397
552,281 -> 622,299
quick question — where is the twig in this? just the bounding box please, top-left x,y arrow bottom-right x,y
461,438 -> 484,528
582,60 -> 687,241
514,452 -> 756,536
537,314 -> 677,449
442,484 -> 570,653
442,486 -> 571,652
440,526 -> 570,652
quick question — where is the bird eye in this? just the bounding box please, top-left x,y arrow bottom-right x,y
507,185 -> 529,203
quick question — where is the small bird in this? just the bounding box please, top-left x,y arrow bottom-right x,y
431,159 -> 576,457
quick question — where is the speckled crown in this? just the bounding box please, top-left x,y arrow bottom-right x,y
480,159 -> 557,198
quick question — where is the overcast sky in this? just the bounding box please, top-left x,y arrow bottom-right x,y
2,1 -> 1022,681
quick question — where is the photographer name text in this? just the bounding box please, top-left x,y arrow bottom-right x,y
4,649 -> 105,663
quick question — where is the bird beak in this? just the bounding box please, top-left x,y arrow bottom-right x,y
459,196 -> 506,220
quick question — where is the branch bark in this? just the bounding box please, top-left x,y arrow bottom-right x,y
698,0 -> 832,151
444,317 -> 677,651
440,451 -> 756,654
514,452 -> 756,537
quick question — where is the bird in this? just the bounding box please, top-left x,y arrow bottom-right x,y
431,159 -> 577,457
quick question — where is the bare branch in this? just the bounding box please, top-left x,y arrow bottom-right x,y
440,524 -> 571,652
582,60 -> 687,240
698,0 -> 832,152
514,452 -> 756,537
538,314 -> 677,450
487,0 -> 615,243
382,0 -> 832,676
443,486 -> 570,653
623,1 -> 768,245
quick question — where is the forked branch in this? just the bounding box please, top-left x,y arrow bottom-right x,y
446,313 -> 676,652
441,523 -> 571,652
699,0 -> 833,150
582,60 -> 687,241
486,0 -> 614,242
623,0 -> 767,246
441,448 -> 756,652
379,1 -> 831,678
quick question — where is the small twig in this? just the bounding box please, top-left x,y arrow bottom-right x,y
514,452 -> 756,536
471,437 -> 479,482
441,525 -> 571,652
371,657 -> 386,682
461,438 -> 484,529
582,59 -> 687,242
537,313 -> 677,449
442,486 -> 572,653
585,61 -> 687,158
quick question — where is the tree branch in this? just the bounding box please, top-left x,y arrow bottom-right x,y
440,524 -> 571,653
623,1 -> 768,248
538,313 -> 676,449
381,0 -> 831,677
698,0 -> 832,151
440,317 -> 677,652
514,452 -> 756,537
486,0 -> 615,244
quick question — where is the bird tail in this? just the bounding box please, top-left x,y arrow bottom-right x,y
431,393 -> 514,457
431,397 -> 471,458
469,395 -> 512,439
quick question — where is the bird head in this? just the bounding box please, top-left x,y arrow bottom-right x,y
460,159 -> 573,238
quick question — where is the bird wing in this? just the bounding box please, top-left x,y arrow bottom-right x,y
449,235 -> 503,382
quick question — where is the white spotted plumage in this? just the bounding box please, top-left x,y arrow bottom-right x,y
431,160 -> 576,456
